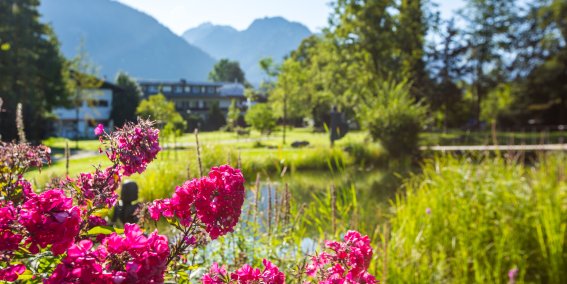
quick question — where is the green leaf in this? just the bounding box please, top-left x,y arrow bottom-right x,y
86,226 -> 124,235
17,270 -> 34,280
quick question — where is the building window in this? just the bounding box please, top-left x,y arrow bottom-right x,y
192,86 -> 200,94
174,86 -> 183,94
162,86 -> 172,93
201,86 -> 207,94
207,86 -> 216,94
148,85 -> 158,93
184,86 -> 191,93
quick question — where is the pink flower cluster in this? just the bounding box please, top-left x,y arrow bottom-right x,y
75,167 -> 121,208
101,120 -> 161,176
104,224 -> 170,283
0,264 -> 25,282
149,165 -> 246,240
19,189 -> 81,255
46,240 -> 110,284
0,203 -> 21,252
0,202 -> 26,282
1,143 -> 50,201
305,230 -> 377,284
47,224 -> 170,284
203,259 -> 285,284
0,142 -> 51,171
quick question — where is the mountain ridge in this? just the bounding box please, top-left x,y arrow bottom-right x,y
182,17 -> 312,84
39,0 -> 215,81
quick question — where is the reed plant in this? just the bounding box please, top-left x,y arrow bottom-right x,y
378,153 -> 566,283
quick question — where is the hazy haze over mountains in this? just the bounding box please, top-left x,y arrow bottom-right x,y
183,17 -> 312,84
39,0 -> 215,81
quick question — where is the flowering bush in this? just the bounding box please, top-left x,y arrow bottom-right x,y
19,189 -> 82,255
0,119 -> 379,283
305,230 -> 377,283
202,259 -> 285,284
148,165 -> 246,240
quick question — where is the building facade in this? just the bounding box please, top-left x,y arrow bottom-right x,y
53,81 -> 120,139
138,80 -> 246,121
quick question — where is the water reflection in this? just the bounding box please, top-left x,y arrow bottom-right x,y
250,166 -> 412,236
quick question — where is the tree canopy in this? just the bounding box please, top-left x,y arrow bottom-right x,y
112,72 -> 142,127
267,0 -> 567,136
0,0 -> 70,141
136,94 -> 181,129
245,104 -> 276,135
208,59 -> 246,84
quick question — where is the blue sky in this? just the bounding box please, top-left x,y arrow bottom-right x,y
114,0 -> 466,35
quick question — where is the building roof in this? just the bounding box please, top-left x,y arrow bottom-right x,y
138,80 -> 222,87
219,83 -> 245,97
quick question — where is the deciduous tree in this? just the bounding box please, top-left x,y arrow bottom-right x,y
208,59 -> 246,84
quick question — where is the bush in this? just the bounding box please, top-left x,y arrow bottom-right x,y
381,154 -> 567,283
343,141 -> 385,167
245,103 -> 276,135
359,79 -> 427,159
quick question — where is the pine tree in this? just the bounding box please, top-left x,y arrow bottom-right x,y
0,0 -> 70,141
399,0 -> 431,99
460,0 -> 517,128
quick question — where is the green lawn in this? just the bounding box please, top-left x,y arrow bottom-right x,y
28,128 -> 376,191
170,127 -> 369,149
33,127 -> 566,190
42,137 -> 103,152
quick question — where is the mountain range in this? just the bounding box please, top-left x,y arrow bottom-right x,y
39,0 -> 215,81
39,0 -> 312,84
182,17 -> 312,84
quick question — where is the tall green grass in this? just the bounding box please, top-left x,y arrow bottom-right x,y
379,154 -> 567,283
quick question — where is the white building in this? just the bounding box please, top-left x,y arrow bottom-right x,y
53,81 -> 119,139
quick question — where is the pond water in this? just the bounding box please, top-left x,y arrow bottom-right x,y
247,167 -> 412,237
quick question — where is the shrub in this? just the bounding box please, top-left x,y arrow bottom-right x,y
343,141 -> 385,167
359,79 -> 427,159
245,104 -> 276,135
